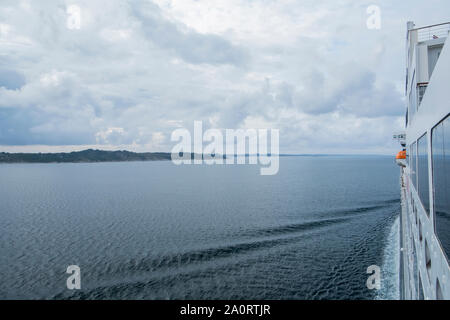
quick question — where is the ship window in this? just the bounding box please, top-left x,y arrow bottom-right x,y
436,279 -> 444,300
417,133 -> 430,215
408,144 -> 412,167
418,276 -> 424,300
417,85 -> 427,107
432,115 -> 450,261
415,202 -> 418,225
419,219 -> 423,242
411,142 -> 417,189
406,146 -> 410,166
412,244 -> 419,297
428,44 -> 443,79
425,240 -> 432,281
406,109 -> 409,128
409,72 -> 416,123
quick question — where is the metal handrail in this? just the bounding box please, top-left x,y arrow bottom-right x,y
409,22 -> 450,42
410,22 -> 450,31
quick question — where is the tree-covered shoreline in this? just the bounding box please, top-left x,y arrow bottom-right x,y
0,149 -> 172,163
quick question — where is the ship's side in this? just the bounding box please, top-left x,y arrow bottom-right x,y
399,21 -> 450,300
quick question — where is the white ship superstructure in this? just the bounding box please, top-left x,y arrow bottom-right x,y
399,21 -> 450,300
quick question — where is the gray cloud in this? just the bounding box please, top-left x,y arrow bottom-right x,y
0,0 -> 448,153
0,69 -> 26,90
131,1 -> 248,66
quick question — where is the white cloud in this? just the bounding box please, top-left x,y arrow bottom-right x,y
95,127 -> 125,144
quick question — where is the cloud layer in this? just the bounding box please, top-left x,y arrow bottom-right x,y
1,0 -> 449,153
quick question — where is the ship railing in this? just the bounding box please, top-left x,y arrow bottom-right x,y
412,22 -> 450,42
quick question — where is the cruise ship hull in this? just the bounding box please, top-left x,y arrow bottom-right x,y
399,21 -> 450,300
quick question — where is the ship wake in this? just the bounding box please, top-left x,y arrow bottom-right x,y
376,216 -> 400,300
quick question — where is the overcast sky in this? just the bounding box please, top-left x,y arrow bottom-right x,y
1,0 -> 449,154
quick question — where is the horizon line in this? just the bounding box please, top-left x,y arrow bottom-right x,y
0,148 -> 394,157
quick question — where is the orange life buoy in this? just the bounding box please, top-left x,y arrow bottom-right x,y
396,150 -> 406,160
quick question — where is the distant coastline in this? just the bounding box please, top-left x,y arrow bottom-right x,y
0,149 -> 392,164
0,149 -> 173,163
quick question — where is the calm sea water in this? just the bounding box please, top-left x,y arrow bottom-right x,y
0,156 -> 400,300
